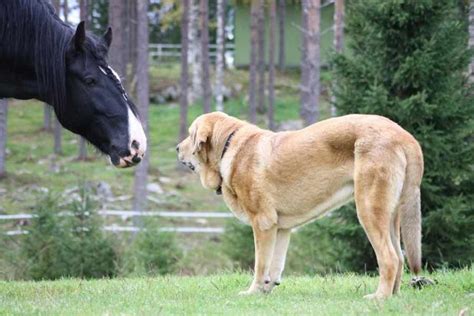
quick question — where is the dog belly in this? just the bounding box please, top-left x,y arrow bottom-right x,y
277,184 -> 354,229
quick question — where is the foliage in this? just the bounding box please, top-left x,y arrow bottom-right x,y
221,220 -> 254,270
20,188 -> 117,280
327,0 -> 474,270
0,269 -> 472,314
124,219 -> 182,276
64,186 -> 117,278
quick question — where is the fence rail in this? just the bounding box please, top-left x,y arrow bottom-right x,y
1,210 -> 233,236
149,43 -> 235,64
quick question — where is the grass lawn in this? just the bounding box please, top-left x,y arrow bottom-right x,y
0,269 -> 472,315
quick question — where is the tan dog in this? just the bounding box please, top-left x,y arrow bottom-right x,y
177,112 -> 423,299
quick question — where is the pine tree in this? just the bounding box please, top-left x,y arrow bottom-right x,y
324,0 -> 474,270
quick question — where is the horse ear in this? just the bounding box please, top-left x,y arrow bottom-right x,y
73,21 -> 86,51
103,27 -> 112,48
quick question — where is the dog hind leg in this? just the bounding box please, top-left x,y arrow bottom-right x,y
354,153 -> 405,299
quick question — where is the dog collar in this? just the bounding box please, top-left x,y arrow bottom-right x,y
221,130 -> 237,159
217,130 -> 238,195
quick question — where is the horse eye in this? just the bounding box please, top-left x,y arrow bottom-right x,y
84,77 -> 96,86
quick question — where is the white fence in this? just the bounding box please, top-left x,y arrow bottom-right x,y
0,210 -> 234,236
149,43 -> 235,64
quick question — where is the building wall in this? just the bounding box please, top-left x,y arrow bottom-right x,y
234,3 -> 335,67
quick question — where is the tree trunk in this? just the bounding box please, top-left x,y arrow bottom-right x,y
249,0 -> 259,123
300,1 -> 309,121
133,0 -> 150,215
53,116 -> 62,155
215,0 -> 225,112
78,0 -> 89,160
331,0 -> 344,116
300,0 -> 320,126
79,0 -> 89,27
469,0 -> 474,82
278,0 -> 286,71
200,0 -> 211,113
189,0 -> 201,103
63,0 -> 69,23
221,0 -> 228,69
268,0 -> 276,131
128,0 -> 138,94
53,0 -> 62,154
0,99 -> 7,178
180,0 -> 190,142
256,0 -> 266,114
108,0 -> 127,85
43,104 -> 52,131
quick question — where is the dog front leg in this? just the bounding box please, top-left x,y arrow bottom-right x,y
264,228 -> 291,292
240,220 -> 277,295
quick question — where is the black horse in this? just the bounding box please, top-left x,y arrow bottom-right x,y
0,0 -> 146,168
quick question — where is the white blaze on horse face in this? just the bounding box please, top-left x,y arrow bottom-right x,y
128,107 -> 147,156
98,65 -> 147,164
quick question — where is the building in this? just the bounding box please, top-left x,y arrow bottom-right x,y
234,1 -> 335,68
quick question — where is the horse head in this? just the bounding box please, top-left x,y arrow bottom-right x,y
60,22 -> 146,168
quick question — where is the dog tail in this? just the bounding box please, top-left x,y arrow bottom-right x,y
400,144 -> 423,275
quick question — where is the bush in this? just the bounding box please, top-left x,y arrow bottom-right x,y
21,188 -> 118,280
221,220 -> 254,270
328,0 -> 474,270
124,220 -> 182,276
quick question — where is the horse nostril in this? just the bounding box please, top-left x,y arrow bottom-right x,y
132,155 -> 142,164
176,145 -> 180,152
131,140 -> 140,150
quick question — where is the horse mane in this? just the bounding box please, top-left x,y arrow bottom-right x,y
0,0 -> 72,114
0,0 -> 128,119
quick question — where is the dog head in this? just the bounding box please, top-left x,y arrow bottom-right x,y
177,112 -> 242,192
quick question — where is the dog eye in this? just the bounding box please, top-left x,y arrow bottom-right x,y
84,77 -> 96,86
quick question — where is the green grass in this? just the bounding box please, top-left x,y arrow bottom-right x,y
0,269 -> 472,315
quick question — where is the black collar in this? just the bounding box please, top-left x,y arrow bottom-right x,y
216,130 -> 237,195
221,130 -> 237,159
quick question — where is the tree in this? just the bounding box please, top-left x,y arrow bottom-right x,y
180,0 -> 190,143
200,0 -> 211,113
78,0 -> 89,161
127,0 -> 138,93
108,0 -> 127,83
63,0 -> 69,23
330,0 -> 344,116
248,0 -> 259,123
330,0 -> 474,270
133,0 -> 150,215
469,0 -> 474,82
300,0 -> 321,126
0,99 -> 7,178
52,0 -> 62,155
268,0 -> 276,130
215,0 -> 226,112
43,105 -> 52,132
278,0 -> 286,71
79,0 -> 90,27
189,0 -> 202,103
256,0 -> 266,115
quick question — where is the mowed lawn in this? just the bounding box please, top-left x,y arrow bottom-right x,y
0,269 -> 472,315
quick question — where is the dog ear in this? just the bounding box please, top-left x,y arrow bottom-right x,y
191,123 -> 212,160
